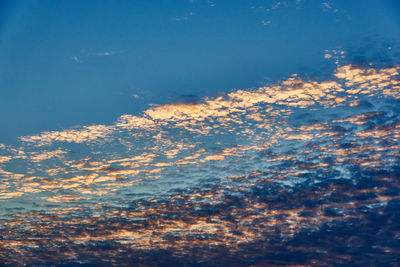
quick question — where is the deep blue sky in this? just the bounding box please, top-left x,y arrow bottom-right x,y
0,0 -> 399,144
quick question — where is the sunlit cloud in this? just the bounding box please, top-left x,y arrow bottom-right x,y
29,149 -> 67,162
18,64 -> 399,148
1,63 -> 400,265
20,124 -> 115,146
0,156 -> 11,163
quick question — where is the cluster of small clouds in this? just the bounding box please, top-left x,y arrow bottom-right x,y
0,63 -> 396,203
15,63 -> 400,148
323,48 -> 346,63
321,1 -> 340,13
174,12 -> 195,22
71,51 -> 115,63
20,124 -> 115,146
256,0 -> 346,26
0,63 -> 399,264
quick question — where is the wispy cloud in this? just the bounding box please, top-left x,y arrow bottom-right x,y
174,12 -> 195,22
96,51 -> 114,56
261,19 -> 271,26
321,1 -> 339,13
131,94 -> 141,99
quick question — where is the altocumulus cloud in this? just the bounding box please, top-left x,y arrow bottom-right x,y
0,63 -> 399,265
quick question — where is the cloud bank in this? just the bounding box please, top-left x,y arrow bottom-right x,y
0,63 -> 399,265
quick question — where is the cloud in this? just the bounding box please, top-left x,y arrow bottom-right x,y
0,156 -> 11,163
321,1 -> 340,13
29,149 -> 67,162
1,63 -> 400,264
131,94 -> 140,99
96,51 -> 114,56
272,1 -> 281,10
18,64 -> 400,148
261,19 -> 271,26
20,124 -> 115,146
173,12 -> 195,22
322,1 -> 332,10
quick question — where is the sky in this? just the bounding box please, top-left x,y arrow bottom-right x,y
0,1 -> 400,265
0,0 -> 399,144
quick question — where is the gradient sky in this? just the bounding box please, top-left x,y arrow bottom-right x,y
1,1 -> 400,266
1,0 -> 399,144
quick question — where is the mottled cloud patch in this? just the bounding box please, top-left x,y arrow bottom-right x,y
0,156 -> 11,163
29,149 -> 67,162
19,64 -> 400,147
20,124 -> 115,146
1,63 -> 400,265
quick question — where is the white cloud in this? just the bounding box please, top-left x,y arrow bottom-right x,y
96,52 -> 114,56
131,94 -> 141,99
322,2 -> 332,10
261,19 -> 271,26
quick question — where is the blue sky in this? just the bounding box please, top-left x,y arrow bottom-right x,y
0,0 -> 399,144
1,1 -> 400,265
